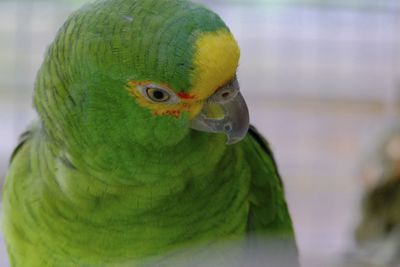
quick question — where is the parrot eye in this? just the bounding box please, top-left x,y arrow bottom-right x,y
146,87 -> 171,102
133,83 -> 179,104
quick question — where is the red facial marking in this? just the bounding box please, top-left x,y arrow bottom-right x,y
153,110 -> 181,118
177,92 -> 196,100
166,110 -> 181,117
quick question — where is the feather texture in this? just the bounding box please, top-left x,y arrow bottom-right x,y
2,0 -> 297,266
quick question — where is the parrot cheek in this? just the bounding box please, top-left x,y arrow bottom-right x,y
152,113 -> 190,146
152,101 -> 204,120
153,110 -> 182,117
186,101 -> 204,120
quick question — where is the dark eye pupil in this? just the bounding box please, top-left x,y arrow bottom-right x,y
152,90 -> 165,100
145,87 -> 170,102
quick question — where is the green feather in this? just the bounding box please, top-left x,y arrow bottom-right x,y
2,0 -> 298,266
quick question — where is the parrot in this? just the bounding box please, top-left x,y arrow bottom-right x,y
1,0 -> 298,266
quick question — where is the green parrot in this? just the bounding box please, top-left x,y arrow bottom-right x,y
2,0 -> 298,266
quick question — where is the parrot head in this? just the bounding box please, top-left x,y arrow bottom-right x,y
34,0 -> 249,151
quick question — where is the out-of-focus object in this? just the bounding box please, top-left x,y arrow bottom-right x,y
359,123 -> 400,190
351,120 -> 400,267
354,181 -> 400,266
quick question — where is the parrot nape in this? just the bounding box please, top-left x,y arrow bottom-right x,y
2,0 -> 298,266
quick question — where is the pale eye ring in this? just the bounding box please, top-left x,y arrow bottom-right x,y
146,87 -> 171,102
136,83 -> 179,104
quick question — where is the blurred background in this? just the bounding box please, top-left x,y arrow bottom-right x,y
1,0 -> 400,266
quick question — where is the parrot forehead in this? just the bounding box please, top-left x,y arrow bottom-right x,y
190,30 -> 240,99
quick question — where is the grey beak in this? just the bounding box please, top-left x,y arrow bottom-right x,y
190,78 -> 249,144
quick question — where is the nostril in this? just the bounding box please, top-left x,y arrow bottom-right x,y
222,92 -> 230,98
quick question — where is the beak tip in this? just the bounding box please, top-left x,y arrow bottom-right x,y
225,125 -> 249,145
